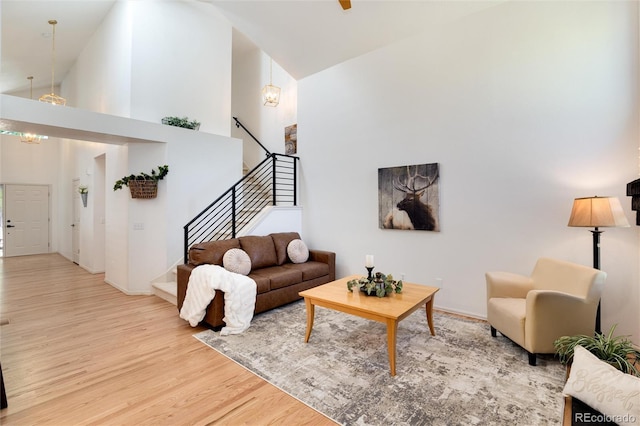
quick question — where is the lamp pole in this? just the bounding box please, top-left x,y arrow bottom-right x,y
591,227 -> 603,334
568,196 -> 629,337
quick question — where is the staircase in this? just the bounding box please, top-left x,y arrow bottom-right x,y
183,152 -> 298,263
152,270 -> 178,305
151,166 -> 276,306
152,118 -> 299,305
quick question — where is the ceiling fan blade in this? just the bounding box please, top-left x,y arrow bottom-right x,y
338,0 -> 351,10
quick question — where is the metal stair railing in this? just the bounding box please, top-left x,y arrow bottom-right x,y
183,152 -> 298,263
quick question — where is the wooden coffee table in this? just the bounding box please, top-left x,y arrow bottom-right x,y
299,274 -> 439,376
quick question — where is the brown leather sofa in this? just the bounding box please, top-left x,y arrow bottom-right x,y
177,232 -> 336,329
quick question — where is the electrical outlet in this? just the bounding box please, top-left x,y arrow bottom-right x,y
133,222 -> 144,230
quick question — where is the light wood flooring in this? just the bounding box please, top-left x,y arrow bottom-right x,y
0,254 -> 336,425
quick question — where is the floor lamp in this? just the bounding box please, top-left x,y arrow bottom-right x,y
568,196 -> 629,334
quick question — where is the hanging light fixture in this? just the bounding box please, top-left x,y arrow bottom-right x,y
22,76 -> 44,143
261,58 -> 280,107
39,19 -> 66,106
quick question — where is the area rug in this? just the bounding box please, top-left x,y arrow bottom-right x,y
194,300 -> 565,425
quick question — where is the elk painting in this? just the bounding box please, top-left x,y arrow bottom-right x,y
378,163 -> 440,231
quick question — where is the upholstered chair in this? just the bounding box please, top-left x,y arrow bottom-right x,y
486,257 -> 606,366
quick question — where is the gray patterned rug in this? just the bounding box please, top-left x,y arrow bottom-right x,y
194,300 -> 565,425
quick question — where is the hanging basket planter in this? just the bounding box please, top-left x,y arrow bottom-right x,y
128,180 -> 158,199
113,165 -> 169,199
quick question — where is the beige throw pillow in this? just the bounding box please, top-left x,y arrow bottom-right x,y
223,248 -> 252,275
287,239 -> 309,264
562,345 -> 640,426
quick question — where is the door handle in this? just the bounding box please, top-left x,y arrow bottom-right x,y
71,224 -> 75,227
6,225 -> 15,228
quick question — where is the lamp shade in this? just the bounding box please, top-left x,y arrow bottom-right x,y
568,196 -> 630,228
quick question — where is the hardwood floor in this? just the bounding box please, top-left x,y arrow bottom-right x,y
0,254 -> 336,425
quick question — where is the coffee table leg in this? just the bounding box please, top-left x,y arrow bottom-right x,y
303,298 -> 315,343
386,319 -> 398,376
425,296 -> 436,336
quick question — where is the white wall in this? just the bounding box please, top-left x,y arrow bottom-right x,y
129,1 -> 232,135
59,0 -> 239,293
244,206 -> 302,237
232,47 -> 298,168
64,1 -> 132,116
298,1 -> 640,342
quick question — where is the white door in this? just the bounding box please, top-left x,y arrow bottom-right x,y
72,179 -> 80,264
4,184 -> 50,257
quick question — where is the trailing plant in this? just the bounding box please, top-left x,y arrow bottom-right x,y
161,116 -> 200,130
113,165 -> 169,191
347,272 -> 403,297
554,324 -> 640,376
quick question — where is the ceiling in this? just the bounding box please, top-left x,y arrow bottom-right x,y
1,0 -> 505,95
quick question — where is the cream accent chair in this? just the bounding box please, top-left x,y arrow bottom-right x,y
486,257 -> 606,366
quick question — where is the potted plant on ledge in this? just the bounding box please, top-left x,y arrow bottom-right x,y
113,165 -> 169,199
161,116 -> 200,130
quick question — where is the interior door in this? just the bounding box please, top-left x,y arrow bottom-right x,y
72,179 -> 80,264
4,184 -> 50,257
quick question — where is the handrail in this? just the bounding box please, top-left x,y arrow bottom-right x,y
233,116 -> 271,157
183,152 -> 299,263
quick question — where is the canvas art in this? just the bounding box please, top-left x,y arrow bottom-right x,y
378,163 -> 440,231
285,124 -> 297,155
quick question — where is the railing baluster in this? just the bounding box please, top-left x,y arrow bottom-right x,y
231,187 -> 236,238
272,154 -> 277,206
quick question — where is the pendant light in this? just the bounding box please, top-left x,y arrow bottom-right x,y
39,19 -> 66,106
261,58 -> 280,107
22,76 -> 44,143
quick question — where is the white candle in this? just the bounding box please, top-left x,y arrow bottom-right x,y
365,255 -> 374,268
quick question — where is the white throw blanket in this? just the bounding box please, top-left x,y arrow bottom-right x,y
179,264 -> 257,335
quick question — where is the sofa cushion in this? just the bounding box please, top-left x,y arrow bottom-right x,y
287,239 -> 309,263
247,273 -> 271,294
270,232 -> 301,265
283,261 -> 329,281
251,266 -> 303,290
189,239 -> 241,266
239,235 -> 278,270
563,345 -> 640,426
223,248 -> 251,275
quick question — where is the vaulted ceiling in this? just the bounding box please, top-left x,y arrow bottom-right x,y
1,0 -> 505,95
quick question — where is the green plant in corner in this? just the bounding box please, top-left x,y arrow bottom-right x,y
554,324 -> 640,377
161,116 -> 200,130
113,165 -> 169,191
78,185 -> 88,194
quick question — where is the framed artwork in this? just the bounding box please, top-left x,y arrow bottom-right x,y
378,163 -> 440,231
285,124 -> 297,155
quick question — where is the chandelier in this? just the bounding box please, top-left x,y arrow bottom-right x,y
261,58 -> 280,107
21,76 -> 43,143
39,19 -> 66,106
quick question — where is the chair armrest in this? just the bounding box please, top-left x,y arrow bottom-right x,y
486,271 -> 533,300
525,290 -> 597,353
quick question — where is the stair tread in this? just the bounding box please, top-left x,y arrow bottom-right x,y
152,281 -> 177,296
